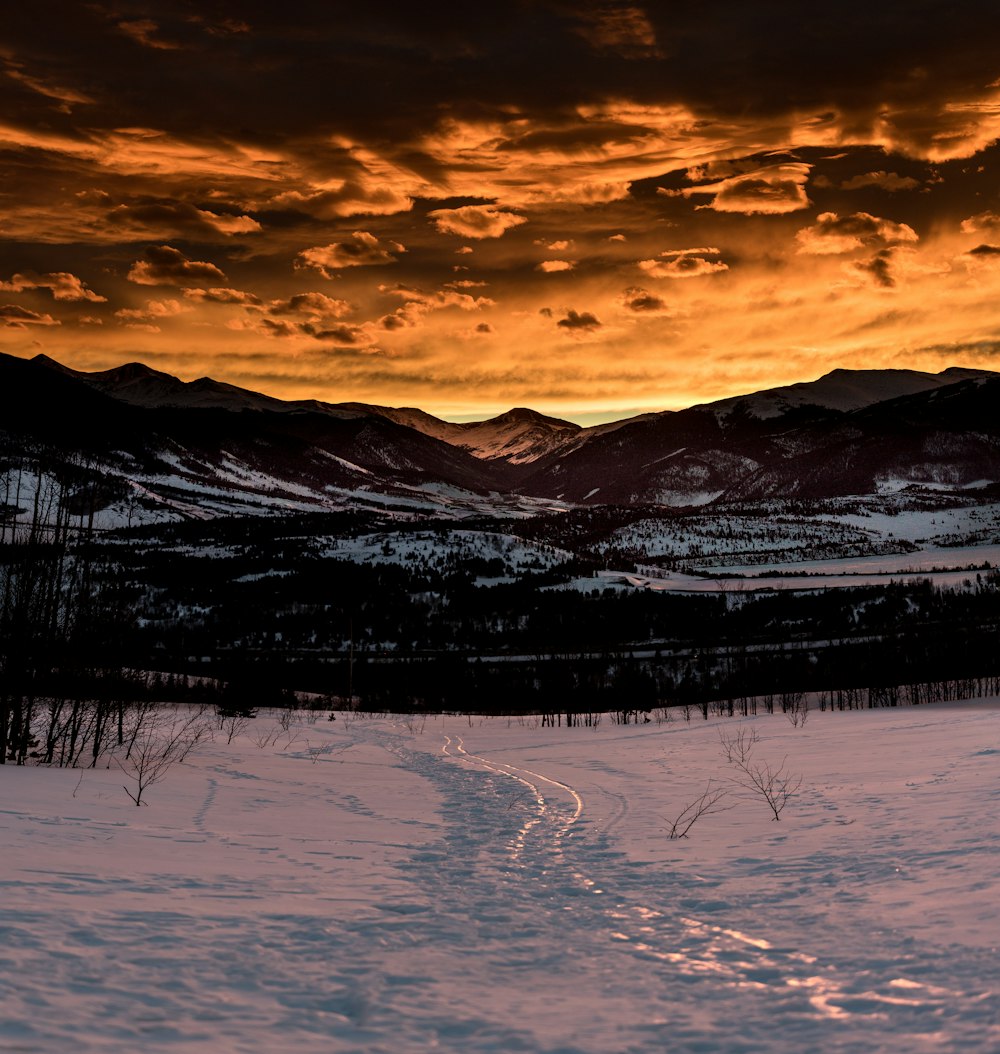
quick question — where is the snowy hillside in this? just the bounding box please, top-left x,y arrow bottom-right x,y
3,703 -> 998,1053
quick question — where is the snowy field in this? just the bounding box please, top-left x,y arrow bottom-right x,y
2,704 -> 999,1053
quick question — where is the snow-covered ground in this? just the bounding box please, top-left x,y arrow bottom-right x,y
3,703 -> 998,1052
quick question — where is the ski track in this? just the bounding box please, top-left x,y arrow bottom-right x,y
2,715 -> 998,1053
357,721 -> 999,1053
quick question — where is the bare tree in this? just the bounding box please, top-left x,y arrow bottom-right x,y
733,756 -> 802,821
718,725 -> 758,765
786,695 -> 810,728
117,706 -> 213,805
664,781 -> 732,839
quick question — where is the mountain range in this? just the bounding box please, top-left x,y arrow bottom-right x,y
2,351 -> 999,522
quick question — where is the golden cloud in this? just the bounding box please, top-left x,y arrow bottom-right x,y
428,204 -> 528,239
0,271 -> 106,302
0,304 -> 60,327
670,163 -> 812,215
295,232 -> 405,276
638,256 -> 729,278
127,245 -> 227,286
795,212 -> 919,255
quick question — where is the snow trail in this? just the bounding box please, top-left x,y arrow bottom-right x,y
2,707 -> 998,1052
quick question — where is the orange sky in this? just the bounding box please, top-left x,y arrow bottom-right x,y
3,3 -> 1000,423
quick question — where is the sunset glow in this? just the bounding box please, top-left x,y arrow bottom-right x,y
4,4 -> 1000,420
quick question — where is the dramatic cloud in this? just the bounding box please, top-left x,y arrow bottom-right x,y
795,212 -> 919,255
841,171 -> 921,192
0,271 -> 105,302
295,232 -> 405,277
127,246 -> 227,286
6,6 -> 1000,414
427,205 -> 527,240
557,310 -> 601,331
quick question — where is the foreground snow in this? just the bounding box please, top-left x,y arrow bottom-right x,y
2,704 -> 998,1052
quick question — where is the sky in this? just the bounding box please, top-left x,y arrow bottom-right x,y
3,2 -> 1000,423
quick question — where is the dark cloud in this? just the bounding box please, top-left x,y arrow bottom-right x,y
266,292 -> 353,318
107,200 -> 261,238
0,304 -> 60,327
841,171 -> 920,192
967,244 -> 1000,256
849,249 -> 897,288
127,245 -> 227,286
557,309 -> 601,331
620,286 -> 667,312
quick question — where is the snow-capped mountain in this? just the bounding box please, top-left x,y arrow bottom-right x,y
693,366 -> 996,421
4,352 -> 1000,522
338,404 -> 581,466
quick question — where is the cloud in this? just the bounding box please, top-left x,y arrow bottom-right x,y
574,5 -> 662,58
428,204 -> 527,239
115,298 -> 189,325
127,245 -> 227,286
267,292 -> 353,319
183,287 -> 263,306
846,249 -> 898,288
535,239 -> 574,251
474,322 -> 494,334
841,171 -> 920,192
302,323 -> 372,346
117,19 -> 180,50
0,304 -> 60,327
966,243 -> 1000,256
295,232 -> 405,276
537,260 -> 575,272
961,211 -> 1000,234
273,182 -> 412,219
637,255 -> 729,279
620,286 -> 668,312
107,201 -> 261,238
376,283 -> 495,330
557,309 -> 601,331
795,212 -> 919,255
0,271 -> 106,302
668,163 -> 812,215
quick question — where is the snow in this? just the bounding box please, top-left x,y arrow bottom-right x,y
2,703 -> 998,1052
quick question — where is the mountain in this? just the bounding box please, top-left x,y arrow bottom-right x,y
339,403 -> 581,466
0,353 -> 528,522
4,353 -> 1000,523
516,369 -> 1000,505
692,366 -> 996,420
